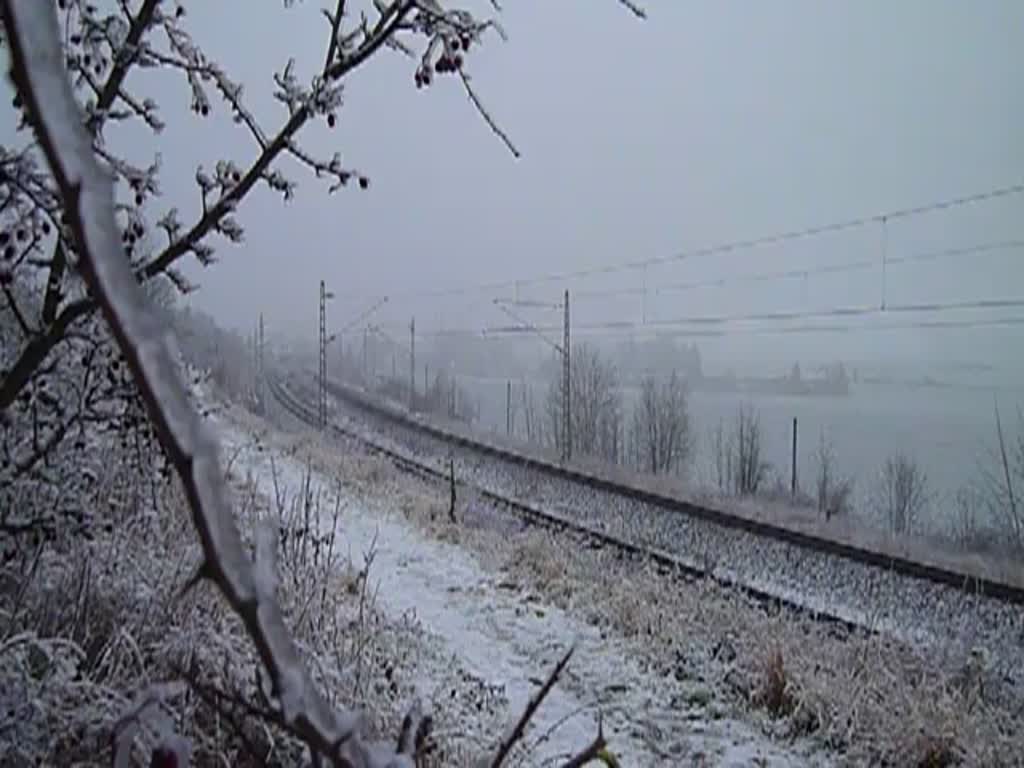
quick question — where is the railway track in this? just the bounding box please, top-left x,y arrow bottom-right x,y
268,373 -> 871,634
316,374 -> 1024,608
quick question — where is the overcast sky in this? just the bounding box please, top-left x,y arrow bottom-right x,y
4,1 -> 1024,374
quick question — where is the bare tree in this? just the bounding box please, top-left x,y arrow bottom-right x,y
629,370 -> 692,475
813,429 -> 854,521
873,451 -> 929,536
704,405 -> 769,496
709,417 -> 731,493
733,402 -> 768,496
545,342 -> 622,462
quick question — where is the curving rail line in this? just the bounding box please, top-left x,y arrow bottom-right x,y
268,373 -> 868,634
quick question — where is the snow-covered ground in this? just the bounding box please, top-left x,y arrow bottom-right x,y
214,408 -> 830,767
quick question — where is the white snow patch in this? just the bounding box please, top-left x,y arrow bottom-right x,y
214,412 -> 830,766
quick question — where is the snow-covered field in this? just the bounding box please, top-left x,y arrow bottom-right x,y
215,407 -> 831,766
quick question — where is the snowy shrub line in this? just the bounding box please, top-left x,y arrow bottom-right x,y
0,427 -> 442,765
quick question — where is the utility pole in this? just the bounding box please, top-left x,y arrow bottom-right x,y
362,327 -> 368,384
563,289 -> 571,462
257,313 -> 265,414
410,316 -> 416,410
506,379 -> 512,436
879,214 -> 888,311
318,280 -> 327,429
641,264 -> 647,325
251,323 -> 258,405
791,417 -> 798,497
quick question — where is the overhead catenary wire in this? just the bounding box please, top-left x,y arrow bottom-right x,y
372,182 -> 1024,302
505,238 -> 1024,305
388,297 -> 1024,341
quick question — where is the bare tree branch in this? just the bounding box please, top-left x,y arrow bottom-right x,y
0,298 -> 93,411
138,1 -> 416,284
616,0 -> 647,20
87,0 -> 161,135
324,0 -> 348,75
458,69 -> 520,158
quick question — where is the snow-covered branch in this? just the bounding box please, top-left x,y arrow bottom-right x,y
1,2 -> 430,764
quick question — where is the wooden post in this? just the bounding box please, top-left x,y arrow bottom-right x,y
448,458 -> 457,524
563,289 -> 571,461
791,417 -> 798,497
409,316 -> 415,410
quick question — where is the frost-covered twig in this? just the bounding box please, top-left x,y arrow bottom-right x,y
138,2 -> 415,284
86,0 -> 162,136
458,69 -> 519,159
488,644 -> 574,767
1,3 -> 429,765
